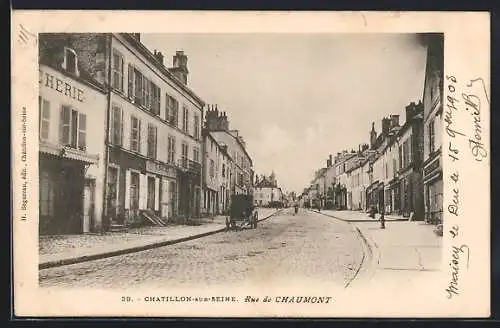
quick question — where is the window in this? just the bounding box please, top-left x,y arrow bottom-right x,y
167,135 -> 176,164
127,64 -> 134,99
110,105 -> 123,146
182,106 -> 189,133
181,143 -> 188,167
222,163 -> 226,178
194,115 -> 200,139
39,97 -> 50,140
130,115 -> 141,152
166,94 -> 179,126
147,124 -> 157,159
429,120 -> 435,154
59,105 -> 86,151
63,47 -> 78,75
404,139 -> 411,167
398,145 -> 402,170
143,77 -> 151,109
151,83 -> 161,115
209,159 -> 215,178
112,49 -> 124,91
133,68 -> 143,106
193,148 -> 200,163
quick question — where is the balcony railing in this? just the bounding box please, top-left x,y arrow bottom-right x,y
178,158 -> 202,174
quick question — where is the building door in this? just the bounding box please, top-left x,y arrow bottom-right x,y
83,179 -> 95,233
39,170 -> 55,235
161,178 -> 169,220
107,167 -> 118,222
195,187 -> 201,217
147,176 -> 155,211
130,172 -> 140,220
169,181 -> 177,217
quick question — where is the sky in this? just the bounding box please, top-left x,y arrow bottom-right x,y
141,33 -> 428,195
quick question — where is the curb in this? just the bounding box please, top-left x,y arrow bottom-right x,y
308,209 -> 408,223
39,210 -> 281,270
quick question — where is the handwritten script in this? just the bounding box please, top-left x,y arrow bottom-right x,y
444,74 -> 488,299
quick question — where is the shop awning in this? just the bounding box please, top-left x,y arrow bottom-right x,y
39,141 -> 99,165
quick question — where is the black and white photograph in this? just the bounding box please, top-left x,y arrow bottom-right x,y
12,11 -> 490,318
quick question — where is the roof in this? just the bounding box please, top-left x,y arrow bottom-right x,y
38,34 -> 106,94
210,129 -> 253,167
120,33 -> 205,108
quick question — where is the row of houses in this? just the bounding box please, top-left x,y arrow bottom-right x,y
252,172 -> 284,207
38,33 -> 254,235
301,34 -> 443,224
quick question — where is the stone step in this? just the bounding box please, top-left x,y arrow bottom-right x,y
109,224 -> 127,232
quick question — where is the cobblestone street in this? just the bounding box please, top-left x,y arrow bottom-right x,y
39,209 -> 365,290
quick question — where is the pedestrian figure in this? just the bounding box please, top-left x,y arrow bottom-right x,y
380,210 -> 386,229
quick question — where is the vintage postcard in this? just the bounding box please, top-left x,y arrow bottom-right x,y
11,11 -> 490,317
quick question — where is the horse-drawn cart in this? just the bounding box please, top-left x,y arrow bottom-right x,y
225,194 -> 258,231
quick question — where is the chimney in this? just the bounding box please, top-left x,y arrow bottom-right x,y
131,33 -> 141,41
405,101 -> 424,122
153,50 -> 164,65
169,50 -> 189,85
390,114 -> 400,128
381,117 -> 391,136
370,122 -> 377,149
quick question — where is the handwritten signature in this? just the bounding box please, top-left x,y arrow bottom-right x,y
464,79 -> 488,162
445,244 -> 470,299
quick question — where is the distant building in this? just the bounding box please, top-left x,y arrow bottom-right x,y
397,101 -> 425,219
205,106 -> 254,198
422,34 -> 444,224
202,130 -> 232,216
253,172 -> 282,207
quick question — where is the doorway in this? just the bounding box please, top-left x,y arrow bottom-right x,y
147,176 -> 155,211
83,179 -> 96,233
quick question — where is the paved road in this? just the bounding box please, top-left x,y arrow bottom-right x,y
40,209 -> 365,290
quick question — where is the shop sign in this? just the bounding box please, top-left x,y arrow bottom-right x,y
424,158 -> 441,178
146,160 -> 176,178
39,68 -> 85,102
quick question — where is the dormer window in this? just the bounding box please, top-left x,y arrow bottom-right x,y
62,47 -> 79,76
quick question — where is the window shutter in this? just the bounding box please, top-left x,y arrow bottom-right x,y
138,119 -> 142,154
154,177 -> 160,211
128,65 -> 133,99
124,170 -> 131,210
110,106 -> 115,144
59,105 -> 70,145
120,56 -> 124,91
38,97 -> 42,138
139,174 -> 147,210
129,116 -> 134,150
41,99 -> 50,140
78,113 -> 87,151
119,108 -> 124,146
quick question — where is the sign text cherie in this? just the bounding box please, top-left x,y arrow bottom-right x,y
39,69 -> 84,102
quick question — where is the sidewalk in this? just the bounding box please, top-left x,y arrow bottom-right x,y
40,208 -> 280,269
351,219 -> 443,291
312,209 -> 409,222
